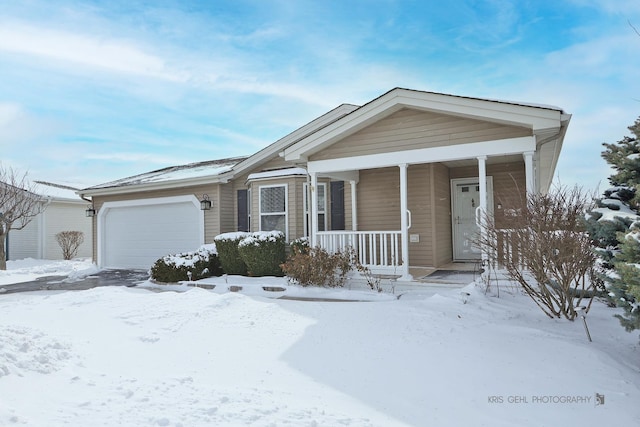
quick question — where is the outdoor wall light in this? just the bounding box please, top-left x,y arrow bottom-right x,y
85,205 -> 96,217
200,194 -> 212,210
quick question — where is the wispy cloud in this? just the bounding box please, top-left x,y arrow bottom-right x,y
0,22 -> 189,82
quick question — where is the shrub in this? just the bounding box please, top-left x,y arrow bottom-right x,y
289,237 -> 310,255
55,231 -> 84,260
214,232 -> 249,275
477,186 -> 603,320
280,246 -> 354,287
237,231 -> 286,276
150,244 -> 222,283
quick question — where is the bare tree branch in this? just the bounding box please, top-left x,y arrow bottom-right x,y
476,185 -> 603,320
0,164 -> 47,269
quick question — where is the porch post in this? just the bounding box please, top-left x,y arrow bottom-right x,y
310,172 -> 319,248
477,156 -> 488,264
399,163 -> 412,281
523,151 -> 535,195
350,180 -> 358,231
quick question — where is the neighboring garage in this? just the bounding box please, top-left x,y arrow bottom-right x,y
98,196 -> 203,269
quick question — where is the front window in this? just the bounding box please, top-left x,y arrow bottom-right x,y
259,185 -> 287,238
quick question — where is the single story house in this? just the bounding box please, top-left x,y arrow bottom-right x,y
80,88 -> 570,279
7,181 -> 93,260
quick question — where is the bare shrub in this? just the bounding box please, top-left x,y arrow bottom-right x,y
477,186 -> 603,320
280,245 -> 354,287
55,231 -> 85,260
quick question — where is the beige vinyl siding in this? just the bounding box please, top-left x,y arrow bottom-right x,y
217,183 -> 235,236
357,168 -> 401,233
260,156 -> 293,171
432,163 -> 453,267
344,181 -> 353,231
43,202 -> 92,259
406,164 -> 433,267
310,108 -> 532,161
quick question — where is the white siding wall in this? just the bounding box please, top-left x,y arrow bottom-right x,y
6,201 -> 92,261
43,202 -> 93,259
7,215 -> 42,260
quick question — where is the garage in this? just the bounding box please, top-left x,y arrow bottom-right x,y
99,196 -> 203,269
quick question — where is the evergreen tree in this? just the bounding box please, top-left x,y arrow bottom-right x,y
599,117 -> 640,335
601,117 -> 640,207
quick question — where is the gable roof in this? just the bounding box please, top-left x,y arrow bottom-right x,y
284,87 -> 570,162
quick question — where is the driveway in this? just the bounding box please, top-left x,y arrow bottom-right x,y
0,269 -> 150,295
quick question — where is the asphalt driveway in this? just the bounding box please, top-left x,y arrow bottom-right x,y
0,269 -> 150,295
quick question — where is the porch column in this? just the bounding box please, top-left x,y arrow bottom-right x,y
523,151 -> 535,195
399,164 -> 412,281
310,172 -> 319,248
477,156 -> 488,264
350,180 -> 358,231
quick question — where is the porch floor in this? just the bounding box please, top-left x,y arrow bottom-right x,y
364,262 -> 482,286
411,262 -> 482,285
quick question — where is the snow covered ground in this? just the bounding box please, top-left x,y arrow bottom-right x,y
0,260 -> 639,426
0,258 -> 99,286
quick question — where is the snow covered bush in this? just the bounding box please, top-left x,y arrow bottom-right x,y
478,186 -> 603,320
237,231 -> 286,276
150,244 -> 222,283
289,237 -> 309,255
213,232 -> 249,275
281,246 -> 354,287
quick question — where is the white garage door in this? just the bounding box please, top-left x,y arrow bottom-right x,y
102,200 -> 201,269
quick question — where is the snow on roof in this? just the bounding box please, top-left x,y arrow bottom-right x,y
84,156 -> 248,190
247,167 -> 307,181
32,181 -> 86,202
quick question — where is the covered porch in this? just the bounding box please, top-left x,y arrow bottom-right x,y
307,141 -> 538,281
282,89 -> 570,282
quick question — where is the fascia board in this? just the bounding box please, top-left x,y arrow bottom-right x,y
307,136 -> 536,174
79,175 -> 224,197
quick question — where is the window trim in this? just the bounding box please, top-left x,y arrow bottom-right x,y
259,184 -> 288,240
303,182 -> 327,236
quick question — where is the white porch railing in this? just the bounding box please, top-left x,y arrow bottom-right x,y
316,231 -> 402,274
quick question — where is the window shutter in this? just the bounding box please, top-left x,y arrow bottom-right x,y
237,189 -> 249,232
330,181 -> 345,230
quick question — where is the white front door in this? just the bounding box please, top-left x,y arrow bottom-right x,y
451,178 -> 493,261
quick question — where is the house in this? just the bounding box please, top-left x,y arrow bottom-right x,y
6,181 -> 93,260
80,88 -> 570,279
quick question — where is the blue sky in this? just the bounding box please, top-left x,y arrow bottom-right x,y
1,0 -> 639,191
